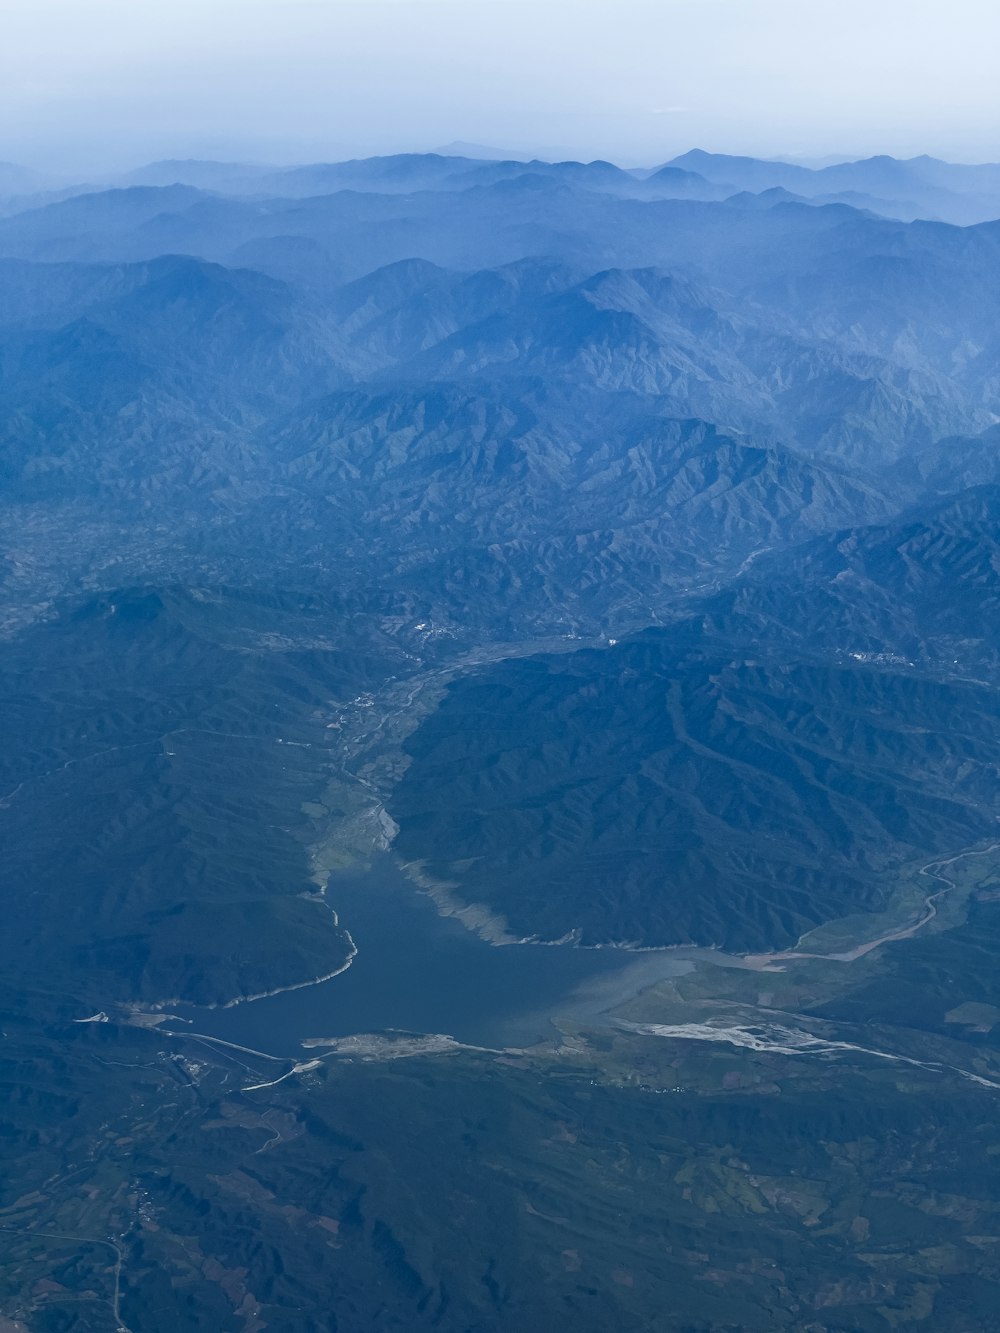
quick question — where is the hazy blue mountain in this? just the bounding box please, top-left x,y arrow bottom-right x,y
117,157 -> 284,191
3,170 -> 998,300
0,254 -> 357,506
379,262 -> 997,463
667,149 -> 1000,224
898,424 -> 1000,494
5,148 -> 1000,1332
106,152 -> 726,204
0,218 -> 996,608
0,160 -> 60,199
106,153 -> 496,198
725,184 -> 926,219
644,164 -> 731,197
666,148 -> 816,191
256,392 -> 893,635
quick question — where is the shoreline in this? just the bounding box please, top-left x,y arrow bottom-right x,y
123,841 -> 1000,1068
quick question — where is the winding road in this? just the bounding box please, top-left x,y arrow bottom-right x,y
0,1224 -> 132,1332
743,841 -> 1000,971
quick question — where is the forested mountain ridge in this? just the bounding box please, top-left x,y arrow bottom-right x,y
5,149 -> 1000,1332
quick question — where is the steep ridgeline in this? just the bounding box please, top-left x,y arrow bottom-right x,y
1,152 -> 999,993
2,235 -> 996,488
664,150 -> 1000,225
694,483 -> 1000,678
390,485 -> 1000,953
9,147 -> 1000,223
390,638 -> 1000,955
3,151 -> 1000,1333
0,584 -> 410,1007
257,393 -> 892,635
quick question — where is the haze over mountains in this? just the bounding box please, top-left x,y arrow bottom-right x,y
6,145 -> 1000,224
0,141 -> 998,972
4,146 -> 1000,1329
1,146 -> 999,918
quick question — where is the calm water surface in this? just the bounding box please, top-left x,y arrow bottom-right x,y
166,858 -> 693,1055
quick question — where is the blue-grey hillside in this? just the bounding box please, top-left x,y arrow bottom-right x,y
0,149 -> 999,985
665,150 -> 1000,224
5,149 -> 1000,1333
391,484 -> 1000,950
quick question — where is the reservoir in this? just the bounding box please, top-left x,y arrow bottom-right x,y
165,856 -> 693,1055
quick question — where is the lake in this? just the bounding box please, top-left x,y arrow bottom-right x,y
165,856 -> 694,1055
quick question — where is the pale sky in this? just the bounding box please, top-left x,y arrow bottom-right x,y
2,0 -> 998,174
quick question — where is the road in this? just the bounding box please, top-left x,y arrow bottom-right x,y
742,841 -> 1000,970
0,1224 -> 132,1332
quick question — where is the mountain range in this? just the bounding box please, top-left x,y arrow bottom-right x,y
3,148 -> 1000,1331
